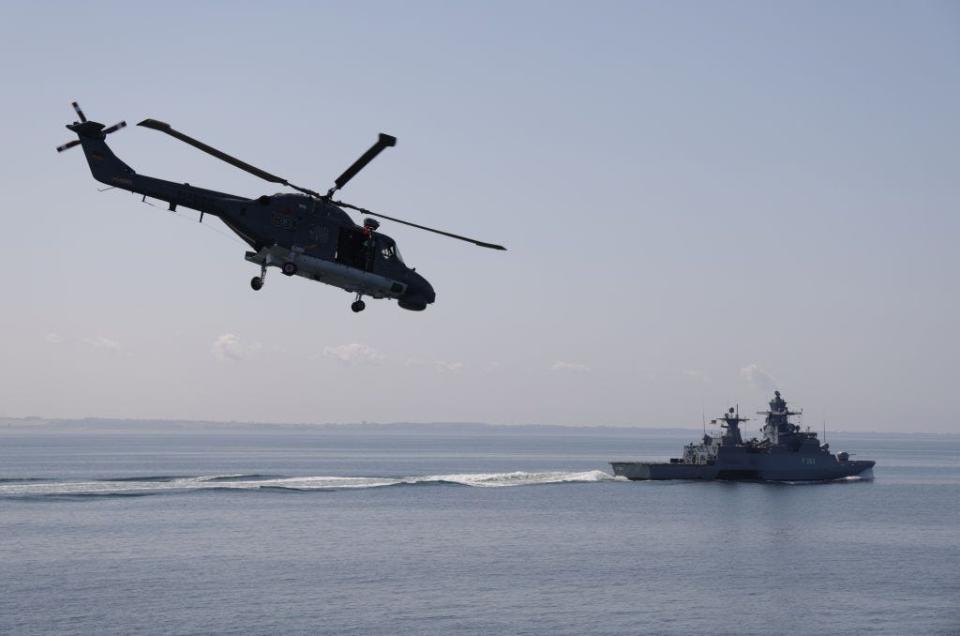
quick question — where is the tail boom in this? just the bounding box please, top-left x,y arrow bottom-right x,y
66,120 -> 247,219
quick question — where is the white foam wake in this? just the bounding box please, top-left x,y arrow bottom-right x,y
0,470 -> 616,498
419,470 -> 615,488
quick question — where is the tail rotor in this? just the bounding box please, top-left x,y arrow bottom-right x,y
56,139 -> 81,153
56,101 -> 126,153
101,121 -> 127,135
71,101 -> 87,123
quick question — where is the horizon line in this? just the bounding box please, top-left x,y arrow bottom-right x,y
0,415 -> 955,436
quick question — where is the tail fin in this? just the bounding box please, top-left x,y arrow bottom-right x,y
57,102 -> 135,187
64,121 -> 136,187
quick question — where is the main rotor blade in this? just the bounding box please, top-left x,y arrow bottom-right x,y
330,133 -> 397,195
137,118 -> 321,198
332,199 -> 506,250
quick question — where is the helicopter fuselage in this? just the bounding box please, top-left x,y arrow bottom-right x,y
68,120 -> 435,310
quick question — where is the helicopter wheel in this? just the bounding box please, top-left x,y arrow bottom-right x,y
351,300 -> 366,313
282,262 -> 298,276
250,276 -> 263,291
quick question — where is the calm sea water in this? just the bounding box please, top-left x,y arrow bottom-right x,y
1,424 -> 958,635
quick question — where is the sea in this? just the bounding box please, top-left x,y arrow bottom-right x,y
1,422 -> 958,635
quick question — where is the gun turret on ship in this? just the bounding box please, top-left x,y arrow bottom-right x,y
611,391 -> 875,482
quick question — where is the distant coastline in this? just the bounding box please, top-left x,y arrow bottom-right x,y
0,417 -> 954,437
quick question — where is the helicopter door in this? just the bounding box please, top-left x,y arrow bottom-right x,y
335,227 -> 370,271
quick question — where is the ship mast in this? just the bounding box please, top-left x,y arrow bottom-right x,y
757,390 -> 802,444
711,406 -> 749,446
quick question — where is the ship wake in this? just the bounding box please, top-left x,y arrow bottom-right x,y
0,470 -> 617,500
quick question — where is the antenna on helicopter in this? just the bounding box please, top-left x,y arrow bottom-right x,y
137,118 -> 506,250
56,102 -> 126,153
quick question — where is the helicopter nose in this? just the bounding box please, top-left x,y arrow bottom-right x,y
399,273 -> 435,310
419,276 -> 436,304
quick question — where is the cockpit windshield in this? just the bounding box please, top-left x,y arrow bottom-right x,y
379,237 -> 405,264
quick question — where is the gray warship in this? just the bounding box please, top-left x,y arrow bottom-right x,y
611,391 -> 875,482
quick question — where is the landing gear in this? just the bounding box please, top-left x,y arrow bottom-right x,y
351,294 -> 366,313
282,262 -> 298,276
251,261 -> 268,291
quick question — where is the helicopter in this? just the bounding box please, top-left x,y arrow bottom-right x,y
57,102 -> 505,312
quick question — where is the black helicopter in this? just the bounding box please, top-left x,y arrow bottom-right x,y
57,102 -> 505,312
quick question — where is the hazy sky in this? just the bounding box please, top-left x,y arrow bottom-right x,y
1,1 -> 957,432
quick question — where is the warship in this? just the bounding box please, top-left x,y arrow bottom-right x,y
611,391 -> 875,482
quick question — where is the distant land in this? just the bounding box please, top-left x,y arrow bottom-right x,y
0,417 -> 954,437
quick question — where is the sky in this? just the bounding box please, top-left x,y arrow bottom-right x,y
0,1 -> 957,432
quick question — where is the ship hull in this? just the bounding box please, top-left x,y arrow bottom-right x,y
610,462 -> 717,480
611,458 -> 874,482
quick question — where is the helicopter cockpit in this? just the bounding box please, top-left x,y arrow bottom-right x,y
379,236 -> 404,264
334,223 -> 408,275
